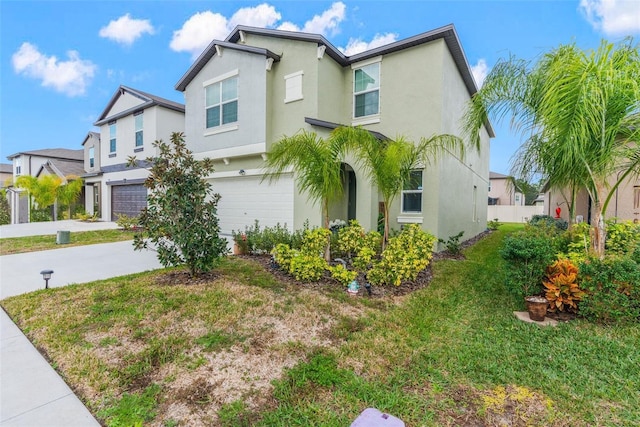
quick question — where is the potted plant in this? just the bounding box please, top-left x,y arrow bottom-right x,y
524,295 -> 549,321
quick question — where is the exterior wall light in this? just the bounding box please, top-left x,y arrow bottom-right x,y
239,169 -> 246,175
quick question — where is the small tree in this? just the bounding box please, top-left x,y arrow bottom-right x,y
0,189 -> 10,225
56,175 -> 84,219
131,132 -> 228,276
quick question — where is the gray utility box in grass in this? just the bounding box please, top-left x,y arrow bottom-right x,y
56,230 -> 70,244
351,408 -> 405,427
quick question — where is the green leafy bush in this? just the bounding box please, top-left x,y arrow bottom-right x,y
116,214 -> 140,231
272,243 -> 295,272
336,220 -> 367,259
605,219 -> 640,256
439,231 -> 464,255
499,227 -> 559,299
367,224 -> 436,286
529,214 -> 568,231
579,256 -> 640,323
301,228 -> 332,257
289,254 -> 327,282
0,192 -> 10,225
328,263 -> 358,286
487,218 -> 501,230
563,222 -> 591,263
232,220 -> 293,254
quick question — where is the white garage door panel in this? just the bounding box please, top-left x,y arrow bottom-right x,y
212,175 -> 294,234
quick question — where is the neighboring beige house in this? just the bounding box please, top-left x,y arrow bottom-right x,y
0,163 -> 12,188
83,86 -> 185,221
488,172 -> 524,206
175,24 -> 493,242
5,148 -> 84,223
543,174 -> 640,224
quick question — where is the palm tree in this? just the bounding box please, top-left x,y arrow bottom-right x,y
263,130 -> 349,260
332,126 -> 465,248
56,175 -> 84,220
464,39 -> 640,257
15,175 -> 61,218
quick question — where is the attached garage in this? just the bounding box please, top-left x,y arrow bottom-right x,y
111,183 -> 147,220
211,174 -> 294,235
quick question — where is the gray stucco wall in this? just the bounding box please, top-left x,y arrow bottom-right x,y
183,48 -> 267,156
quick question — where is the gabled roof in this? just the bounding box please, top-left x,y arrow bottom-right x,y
7,148 -> 84,161
304,117 -> 389,141
175,24 -> 495,138
82,131 -> 100,146
489,171 -> 510,179
175,40 -> 281,91
94,86 -> 185,126
35,159 -> 85,180
0,163 -> 12,173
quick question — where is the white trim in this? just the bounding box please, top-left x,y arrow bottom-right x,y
239,30 -> 246,43
215,45 -> 223,57
266,58 -> 274,71
284,70 -> 304,80
194,143 -> 266,160
397,216 -> 423,224
202,69 -> 239,87
351,116 -> 380,126
204,124 -> 239,137
350,55 -> 382,69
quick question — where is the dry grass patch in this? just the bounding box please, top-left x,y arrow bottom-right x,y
0,258 -> 374,426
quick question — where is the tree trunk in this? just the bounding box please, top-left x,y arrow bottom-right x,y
322,198 -> 331,261
590,186 -> 606,258
382,202 -> 390,251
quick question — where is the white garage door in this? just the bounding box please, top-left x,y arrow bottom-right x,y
211,174 -> 294,235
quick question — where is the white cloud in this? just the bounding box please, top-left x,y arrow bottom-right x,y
579,0 -> 640,36
471,59 -> 489,89
12,42 -> 96,97
170,4 -> 281,59
340,33 -> 398,56
99,13 -> 155,46
171,2 -> 346,58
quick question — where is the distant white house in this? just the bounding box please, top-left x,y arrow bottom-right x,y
487,171 -> 542,223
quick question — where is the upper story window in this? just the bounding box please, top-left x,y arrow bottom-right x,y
205,76 -> 238,129
89,147 -> 95,168
284,71 -> 303,103
109,122 -> 117,153
402,170 -> 423,213
134,112 -> 143,147
15,158 -> 22,175
353,62 -> 380,118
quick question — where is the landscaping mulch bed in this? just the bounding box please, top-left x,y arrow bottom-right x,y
239,229 -> 493,298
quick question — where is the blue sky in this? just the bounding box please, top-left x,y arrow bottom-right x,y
1,0 -> 639,175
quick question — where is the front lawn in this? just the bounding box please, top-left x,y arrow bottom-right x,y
0,229 -> 134,255
1,225 -> 638,426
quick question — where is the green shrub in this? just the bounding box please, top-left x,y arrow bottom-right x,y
578,256 -> 640,323
30,208 -> 52,222
232,220 -> 294,255
289,254 -> 327,282
116,214 -> 139,231
0,192 -> 10,225
328,263 -> 358,286
529,214 -> 568,230
499,227 -> 559,299
439,231 -> 464,255
487,218 -> 501,230
301,228 -> 332,257
605,219 -> 640,256
563,222 -> 591,263
367,224 -> 436,286
336,220 -> 366,259
272,243 -> 295,272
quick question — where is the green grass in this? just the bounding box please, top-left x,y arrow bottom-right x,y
0,229 -> 134,255
1,225 -> 638,426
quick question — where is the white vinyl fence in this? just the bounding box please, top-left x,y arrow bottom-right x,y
487,205 -> 544,223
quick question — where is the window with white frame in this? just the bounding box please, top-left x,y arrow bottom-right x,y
402,170 -> 423,213
634,186 -> 640,209
353,62 -> 380,118
134,112 -> 143,147
109,122 -> 116,153
284,71 -> 303,103
89,147 -> 95,168
15,158 -> 22,175
205,76 -> 238,128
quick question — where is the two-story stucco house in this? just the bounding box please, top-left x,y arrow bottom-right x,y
175,24 -> 493,242
488,172 -> 525,206
6,148 -> 84,223
83,86 -> 185,221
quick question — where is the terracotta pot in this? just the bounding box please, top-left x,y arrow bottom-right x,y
525,296 -> 549,321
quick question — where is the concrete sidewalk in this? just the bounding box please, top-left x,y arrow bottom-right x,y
1,238 -> 163,426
